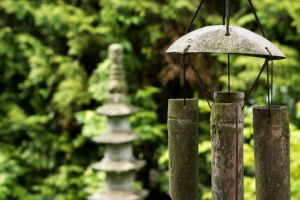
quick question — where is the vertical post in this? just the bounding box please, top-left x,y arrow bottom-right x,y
253,106 -> 290,200
211,92 -> 244,200
168,99 -> 199,200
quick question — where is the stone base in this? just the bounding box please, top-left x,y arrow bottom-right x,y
88,189 -> 148,200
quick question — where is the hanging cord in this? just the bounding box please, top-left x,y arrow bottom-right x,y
247,0 -> 266,38
185,0 -> 206,34
266,60 -> 271,121
265,47 -> 274,104
222,0 -> 226,25
271,59 -> 274,104
183,55 -> 187,106
242,59 -> 269,109
181,0 -> 206,105
265,47 -> 274,121
228,54 -> 231,102
182,45 -> 191,106
225,0 -> 230,35
188,56 -> 214,109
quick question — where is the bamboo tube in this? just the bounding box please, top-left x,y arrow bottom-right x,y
211,92 -> 244,200
168,99 -> 199,200
253,106 -> 290,200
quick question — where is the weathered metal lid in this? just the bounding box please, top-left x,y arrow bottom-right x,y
166,25 -> 285,60
92,159 -> 145,173
93,131 -> 138,144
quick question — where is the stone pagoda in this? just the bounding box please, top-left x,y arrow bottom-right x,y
88,44 -> 148,200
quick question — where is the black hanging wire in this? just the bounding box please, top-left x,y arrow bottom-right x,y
265,47 -> 274,121
183,55 -> 187,106
248,0 -> 266,37
220,0 -> 226,25
266,60 -> 271,121
224,0 -> 231,102
243,1 -> 274,112
182,45 -> 190,106
188,56 -> 214,109
271,59 -> 274,104
225,0 -> 230,35
181,0 -> 205,106
182,0 -> 215,109
243,59 -> 269,109
228,54 -> 231,102
185,0 -> 206,34
224,1 -> 239,198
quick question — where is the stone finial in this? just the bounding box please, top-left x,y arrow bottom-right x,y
109,44 -> 124,64
107,44 -> 127,103
98,44 -> 136,117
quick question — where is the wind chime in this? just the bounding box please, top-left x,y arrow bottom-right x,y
166,0 -> 290,200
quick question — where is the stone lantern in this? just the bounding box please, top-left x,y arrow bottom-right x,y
88,44 -> 148,200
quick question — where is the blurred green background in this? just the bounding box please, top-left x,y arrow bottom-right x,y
0,0 -> 300,199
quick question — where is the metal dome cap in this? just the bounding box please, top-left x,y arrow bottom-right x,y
166,25 -> 285,60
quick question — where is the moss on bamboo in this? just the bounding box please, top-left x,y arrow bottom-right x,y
168,99 -> 199,200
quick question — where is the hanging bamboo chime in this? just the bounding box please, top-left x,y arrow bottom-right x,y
166,0 -> 289,199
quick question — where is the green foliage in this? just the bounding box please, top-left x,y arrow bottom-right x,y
0,0 -> 300,200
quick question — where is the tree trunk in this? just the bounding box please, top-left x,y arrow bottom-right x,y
168,99 -> 199,200
253,106 -> 290,200
211,92 -> 244,200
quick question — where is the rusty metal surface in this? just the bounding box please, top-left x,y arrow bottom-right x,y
166,25 -> 285,60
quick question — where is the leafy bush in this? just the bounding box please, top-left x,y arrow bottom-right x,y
0,0 -> 300,199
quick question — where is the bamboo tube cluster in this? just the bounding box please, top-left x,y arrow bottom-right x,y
167,93 -> 290,200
